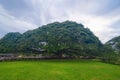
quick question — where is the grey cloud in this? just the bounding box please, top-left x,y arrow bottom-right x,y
0,5 -> 38,38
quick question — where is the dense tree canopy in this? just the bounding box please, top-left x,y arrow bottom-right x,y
104,36 -> 120,64
0,21 -> 103,57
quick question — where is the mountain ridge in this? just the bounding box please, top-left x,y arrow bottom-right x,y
0,21 -> 103,57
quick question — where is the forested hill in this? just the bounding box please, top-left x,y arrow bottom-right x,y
106,36 -> 120,53
0,21 -> 103,57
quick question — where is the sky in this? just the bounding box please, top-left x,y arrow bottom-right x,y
0,0 -> 120,43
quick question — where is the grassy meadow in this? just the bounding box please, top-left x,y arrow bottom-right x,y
0,59 -> 120,80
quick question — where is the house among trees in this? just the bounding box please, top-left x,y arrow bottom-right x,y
0,53 -> 19,60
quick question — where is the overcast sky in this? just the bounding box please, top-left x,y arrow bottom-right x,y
0,0 -> 120,43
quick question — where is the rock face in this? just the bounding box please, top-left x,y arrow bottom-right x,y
0,21 -> 103,57
106,36 -> 120,53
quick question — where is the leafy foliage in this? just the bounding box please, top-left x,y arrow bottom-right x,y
0,21 -> 103,57
104,36 -> 120,64
0,32 -> 22,52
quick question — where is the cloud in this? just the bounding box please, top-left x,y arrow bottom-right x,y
0,5 -> 38,38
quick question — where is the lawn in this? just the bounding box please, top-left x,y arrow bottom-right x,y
0,59 -> 120,80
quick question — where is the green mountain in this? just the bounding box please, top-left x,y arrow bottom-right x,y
0,21 -> 103,57
103,36 -> 120,64
0,32 -> 22,52
106,36 -> 120,53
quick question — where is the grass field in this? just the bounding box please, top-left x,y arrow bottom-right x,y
0,59 -> 120,80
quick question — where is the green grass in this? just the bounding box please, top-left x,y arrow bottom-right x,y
0,59 -> 120,80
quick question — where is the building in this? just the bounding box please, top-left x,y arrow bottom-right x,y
0,53 -> 19,60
